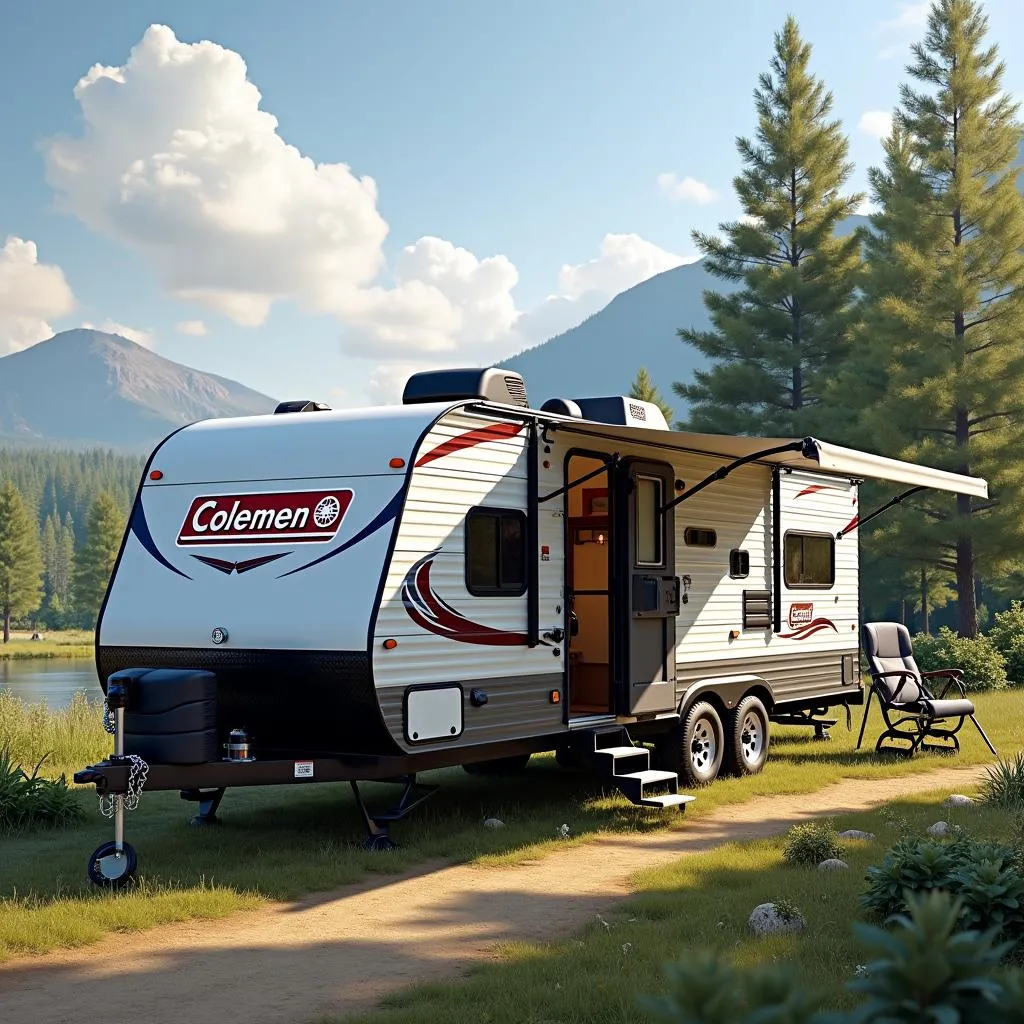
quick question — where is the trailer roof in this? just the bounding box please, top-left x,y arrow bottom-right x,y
540,416 -> 988,498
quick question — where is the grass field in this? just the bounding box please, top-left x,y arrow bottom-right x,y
0,630 -> 94,660
334,789 -> 1010,1024
0,688 -> 1020,963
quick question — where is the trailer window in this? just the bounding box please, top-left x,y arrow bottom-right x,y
729,549 -> 750,579
466,508 -> 527,596
635,476 -> 663,566
684,527 -> 717,548
784,532 -> 835,588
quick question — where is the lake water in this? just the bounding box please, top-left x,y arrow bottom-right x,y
0,659 -> 103,707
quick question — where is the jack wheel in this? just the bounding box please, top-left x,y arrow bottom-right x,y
362,833 -> 397,852
87,841 -> 137,889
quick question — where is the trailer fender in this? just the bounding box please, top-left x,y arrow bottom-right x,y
677,674 -> 775,719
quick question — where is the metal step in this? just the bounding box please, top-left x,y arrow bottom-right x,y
593,745 -> 648,759
616,769 -> 678,787
639,793 -> 695,810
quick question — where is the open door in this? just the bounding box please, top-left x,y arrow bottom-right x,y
618,459 -> 680,715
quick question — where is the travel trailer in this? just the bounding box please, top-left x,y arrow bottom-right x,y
75,367 -> 987,886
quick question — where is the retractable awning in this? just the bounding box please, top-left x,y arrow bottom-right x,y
547,419 -> 988,499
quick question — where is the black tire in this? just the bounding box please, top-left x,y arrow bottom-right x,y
678,701 -> 725,787
725,695 -> 770,776
462,753 -> 531,775
87,840 -> 137,889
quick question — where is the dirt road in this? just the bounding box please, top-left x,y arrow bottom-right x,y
0,766 -> 986,1024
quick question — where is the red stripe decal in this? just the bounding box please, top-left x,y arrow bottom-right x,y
840,513 -> 859,534
794,485 -> 828,498
415,422 -> 525,468
778,617 -> 838,640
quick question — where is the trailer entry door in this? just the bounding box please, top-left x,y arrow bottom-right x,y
620,460 -> 679,715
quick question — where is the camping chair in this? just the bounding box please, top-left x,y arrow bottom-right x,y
857,622 -> 998,757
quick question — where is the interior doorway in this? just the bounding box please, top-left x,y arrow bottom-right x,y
565,454 -> 613,716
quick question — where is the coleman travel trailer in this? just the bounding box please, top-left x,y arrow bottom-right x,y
74,367 -> 988,886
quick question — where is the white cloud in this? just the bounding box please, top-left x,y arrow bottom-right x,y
736,213 -> 764,227
0,236 -> 75,355
81,319 -> 155,348
858,110 -> 894,139
175,319 -> 208,336
557,233 -> 691,300
876,2 -> 929,59
657,172 -> 719,205
856,197 -> 881,217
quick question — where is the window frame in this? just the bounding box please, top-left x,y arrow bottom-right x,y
729,548 -> 750,579
783,530 -> 836,590
684,526 -> 718,548
464,505 -> 529,597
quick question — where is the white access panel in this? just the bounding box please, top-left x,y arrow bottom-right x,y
405,686 -> 463,743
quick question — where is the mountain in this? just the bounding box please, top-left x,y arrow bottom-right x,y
502,214 -> 871,418
0,329 -> 277,450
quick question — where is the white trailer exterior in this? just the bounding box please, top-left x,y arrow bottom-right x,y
79,367 -> 987,880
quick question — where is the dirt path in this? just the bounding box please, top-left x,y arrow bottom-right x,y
0,766 -> 986,1024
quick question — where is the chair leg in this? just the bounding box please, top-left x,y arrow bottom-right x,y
970,715 -> 999,757
856,689 -> 874,750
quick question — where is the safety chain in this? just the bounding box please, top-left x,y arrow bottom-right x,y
98,698 -> 149,816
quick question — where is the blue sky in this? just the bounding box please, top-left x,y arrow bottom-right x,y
1,0 -> 1023,405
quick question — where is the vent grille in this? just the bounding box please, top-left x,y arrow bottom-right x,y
504,375 -> 528,406
629,402 -> 647,421
742,590 -> 771,630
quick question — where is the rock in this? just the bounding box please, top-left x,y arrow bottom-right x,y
945,794 -> 974,808
818,858 -> 849,871
838,829 -> 875,841
483,817 -> 505,829
927,821 -> 951,837
748,903 -> 806,937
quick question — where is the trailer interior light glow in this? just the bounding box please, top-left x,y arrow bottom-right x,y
383,638 -> 398,650
389,457 -> 406,469
549,690 -> 560,704
149,470 -> 163,480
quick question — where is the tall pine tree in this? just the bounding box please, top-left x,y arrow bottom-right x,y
850,0 -> 1024,636
675,16 -> 862,436
73,493 -> 125,627
0,483 -> 44,642
629,367 -> 674,424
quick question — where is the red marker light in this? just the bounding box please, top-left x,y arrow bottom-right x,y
383,638 -> 398,650
389,458 -> 406,469
149,470 -> 164,481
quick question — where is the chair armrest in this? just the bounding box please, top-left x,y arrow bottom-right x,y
870,670 -> 920,680
921,669 -> 966,698
921,669 -> 964,680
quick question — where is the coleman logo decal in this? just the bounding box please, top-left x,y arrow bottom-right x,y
788,602 -> 814,628
177,490 -> 353,546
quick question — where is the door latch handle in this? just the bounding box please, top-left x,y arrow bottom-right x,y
544,628 -> 564,643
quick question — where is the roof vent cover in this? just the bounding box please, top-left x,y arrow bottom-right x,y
572,396 -> 669,430
402,368 -> 529,407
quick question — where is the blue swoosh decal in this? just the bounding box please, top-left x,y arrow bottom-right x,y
277,488 -> 403,578
130,500 -> 192,579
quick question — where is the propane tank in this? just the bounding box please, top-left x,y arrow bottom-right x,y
224,727 -> 254,762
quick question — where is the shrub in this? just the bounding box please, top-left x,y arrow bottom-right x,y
990,601 -> 1024,685
0,747 -> 85,833
980,754 -> 1024,810
911,626 -> 1008,692
639,891 -> 1024,1024
783,820 -> 842,867
863,834 -> 1024,952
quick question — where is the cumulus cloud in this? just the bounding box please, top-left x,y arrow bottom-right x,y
657,172 -> 718,205
876,2 -> 929,59
175,319 -> 208,336
858,110 -> 894,139
0,236 -> 75,355
81,319 -> 155,348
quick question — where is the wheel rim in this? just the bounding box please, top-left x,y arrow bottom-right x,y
740,711 -> 764,765
690,716 -> 718,773
95,850 -> 131,881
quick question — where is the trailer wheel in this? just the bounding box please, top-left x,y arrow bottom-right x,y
679,701 -> 725,787
87,841 -> 137,889
462,753 -> 531,775
725,696 -> 770,776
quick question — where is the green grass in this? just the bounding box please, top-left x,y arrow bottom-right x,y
0,689 -> 1020,963
334,790 -> 1014,1024
0,630 -> 94,660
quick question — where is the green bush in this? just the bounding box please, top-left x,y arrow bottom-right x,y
911,626 -> 1008,691
0,748 -> 85,833
990,602 -> 1024,685
783,820 -> 843,867
639,891 -> 1024,1024
863,834 -> 1024,952
981,754 -> 1024,810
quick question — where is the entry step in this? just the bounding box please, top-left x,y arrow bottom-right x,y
639,793 -> 695,809
618,769 -> 678,786
593,746 -> 647,758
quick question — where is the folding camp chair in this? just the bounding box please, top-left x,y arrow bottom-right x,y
857,622 -> 998,757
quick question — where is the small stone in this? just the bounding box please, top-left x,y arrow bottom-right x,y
748,903 -> 806,937
945,794 -> 974,808
927,821 -> 951,837
818,858 -> 849,871
483,817 -> 505,829
838,829 -> 876,841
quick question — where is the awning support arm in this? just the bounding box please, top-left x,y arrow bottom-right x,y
539,454 -> 620,503
837,485 -> 927,540
660,439 -> 812,514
